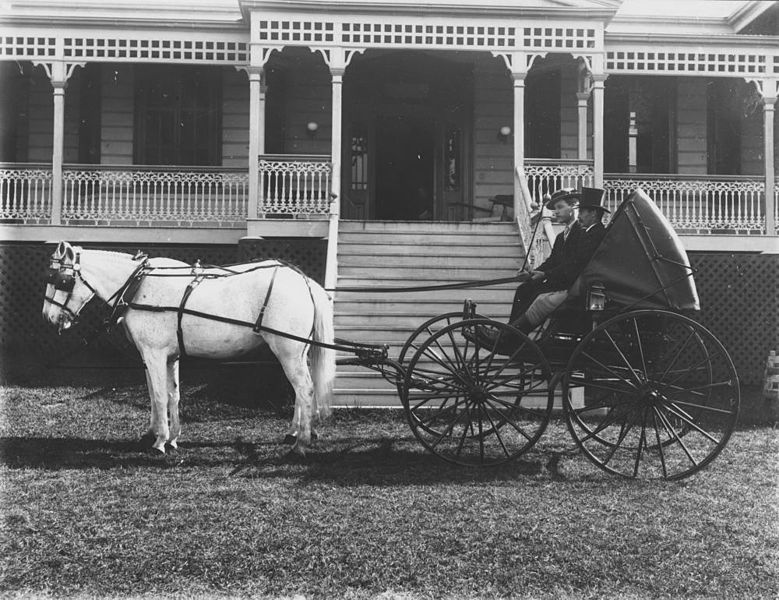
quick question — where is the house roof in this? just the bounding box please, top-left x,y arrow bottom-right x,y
0,0 -> 775,35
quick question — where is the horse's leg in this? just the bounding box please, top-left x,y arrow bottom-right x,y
139,367 -> 157,446
278,351 -> 314,456
167,359 -> 181,451
143,353 -> 171,454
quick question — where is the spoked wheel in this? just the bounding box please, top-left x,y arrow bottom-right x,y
396,311 -> 484,398
562,309 -> 739,480
402,318 -> 553,467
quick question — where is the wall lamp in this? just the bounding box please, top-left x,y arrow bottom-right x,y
306,121 -> 319,138
498,125 -> 511,142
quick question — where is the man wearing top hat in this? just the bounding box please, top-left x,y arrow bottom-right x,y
473,186 -> 609,350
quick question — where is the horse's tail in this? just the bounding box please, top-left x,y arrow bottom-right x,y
310,283 -> 335,420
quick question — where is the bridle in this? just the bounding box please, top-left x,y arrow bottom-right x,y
44,251 -> 99,323
44,249 -> 149,326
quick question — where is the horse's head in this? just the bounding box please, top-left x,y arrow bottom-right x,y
42,241 -> 96,334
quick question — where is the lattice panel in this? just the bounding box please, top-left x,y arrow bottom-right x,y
606,48 -> 771,76
0,241 -> 326,372
688,253 -> 779,386
237,238 -> 326,284
0,33 -> 248,64
0,35 -> 56,58
257,16 -> 597,52
64,38 -> 248,63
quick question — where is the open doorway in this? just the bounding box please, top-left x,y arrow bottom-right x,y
375,115 -> 434,220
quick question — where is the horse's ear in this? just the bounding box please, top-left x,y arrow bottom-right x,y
63,244 -> 75,262
54,241 -> 67,258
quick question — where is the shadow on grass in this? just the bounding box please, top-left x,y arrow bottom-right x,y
0,434 -> 560,484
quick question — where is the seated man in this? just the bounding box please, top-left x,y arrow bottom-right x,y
474,186 -> 609,350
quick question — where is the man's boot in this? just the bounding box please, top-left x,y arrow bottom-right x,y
509,315 -> 536,335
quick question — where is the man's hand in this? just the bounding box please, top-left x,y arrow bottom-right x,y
530,270 -> 546,281
516,270 -> 531,282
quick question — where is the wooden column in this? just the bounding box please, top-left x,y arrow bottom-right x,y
330,69 -> 344,218
324,51 -> 347,292
247,66 -> 264,219
764,87 -> 776,235
576,91 -> 589,160
592,75 -> 606,188
36,59 -> 82,225
51,79 -> 66,225
512,72 -> 526,218
628,111 -> 638,174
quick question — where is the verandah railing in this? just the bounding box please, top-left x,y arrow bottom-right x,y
61,165 -> 249,225
524,158 -> 595,203
0,163 -> 52,223
259,154 -> 332,216
603,174 -> 766,232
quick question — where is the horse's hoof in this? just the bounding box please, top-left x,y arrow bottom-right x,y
149,447 -> 166,457
165,443 -> 179,456
311,430 -> 319,441
283,433 -> 297,445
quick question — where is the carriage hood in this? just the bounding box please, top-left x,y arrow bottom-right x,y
570,189 -> 700,311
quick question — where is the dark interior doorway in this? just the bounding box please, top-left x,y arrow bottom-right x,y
375,115 -> 434,220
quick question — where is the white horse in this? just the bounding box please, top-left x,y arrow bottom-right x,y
42,241 -> 335,456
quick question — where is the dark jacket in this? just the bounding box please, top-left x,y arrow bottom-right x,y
537,221 -> 606,291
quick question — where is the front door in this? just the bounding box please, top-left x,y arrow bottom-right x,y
375,115 -> 434,220
342,51 -> 472,221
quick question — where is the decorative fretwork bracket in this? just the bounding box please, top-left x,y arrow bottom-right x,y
32,60 -> 85,88
746,77 -> 779,103
491,51 -> 547,77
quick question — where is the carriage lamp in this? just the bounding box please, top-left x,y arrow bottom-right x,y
306,121 -> 319,137
498,125 -> 511,141
587,282 -> 606,312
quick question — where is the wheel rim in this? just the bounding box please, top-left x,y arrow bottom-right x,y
403,318 -> 553,467
563,310 -> 739,480
396,311 -> 484,417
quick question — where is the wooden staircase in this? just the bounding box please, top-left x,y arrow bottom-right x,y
333,220 -> 525,407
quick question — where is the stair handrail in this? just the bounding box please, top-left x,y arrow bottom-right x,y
515,166 -> 555,268
324,193 -> 339,295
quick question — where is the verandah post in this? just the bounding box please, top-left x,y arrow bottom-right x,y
761,80 -> 777,235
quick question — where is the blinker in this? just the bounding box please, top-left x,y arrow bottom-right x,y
47,267 -> 76,292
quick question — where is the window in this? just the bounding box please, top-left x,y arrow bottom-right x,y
134,65 -> 221,165
707,79 -> 742,175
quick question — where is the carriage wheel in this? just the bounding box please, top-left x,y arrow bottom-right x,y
396,311 -> 485,398
562,310 -> 739,480
398,311 -> 486,365
402,318 -> 553,467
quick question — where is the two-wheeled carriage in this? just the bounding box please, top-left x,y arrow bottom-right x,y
346,190 -> 739,480
43,190 -> 738,478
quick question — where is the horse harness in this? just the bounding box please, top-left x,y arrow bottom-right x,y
105,260 -> 315,359
45,250 -> 147,323
47,254 -> 390,359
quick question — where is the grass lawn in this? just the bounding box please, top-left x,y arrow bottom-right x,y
1,377 -> 777,599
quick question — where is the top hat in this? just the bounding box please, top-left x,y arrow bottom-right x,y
577,187 -> 609,213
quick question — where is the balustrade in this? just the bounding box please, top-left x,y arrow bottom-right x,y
60,165 -> 248,224
524,159 -> 595,205
0,163 -> 52,222
603,174 -> 766,232
258,154 -> 332,216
